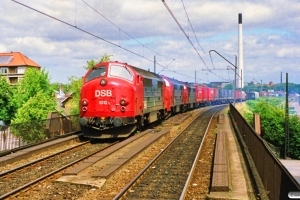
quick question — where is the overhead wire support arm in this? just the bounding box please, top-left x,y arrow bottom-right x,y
209,50 -> 238,106
209,50 -> 236,68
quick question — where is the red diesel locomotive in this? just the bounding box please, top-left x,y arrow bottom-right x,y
79,61 -> 245,138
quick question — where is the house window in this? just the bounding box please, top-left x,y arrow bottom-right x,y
0,68 -> 8,74
17,67 -> 25,74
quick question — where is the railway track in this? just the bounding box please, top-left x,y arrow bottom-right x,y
0,133 -> 82,158
114,105 -> 225,199
0,141 -> 115,199
0,106 -> 223,199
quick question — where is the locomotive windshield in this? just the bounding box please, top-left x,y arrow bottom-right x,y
109,65 -> 133,81
86,66 -> 106,82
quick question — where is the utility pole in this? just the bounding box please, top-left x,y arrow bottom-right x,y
234,55 -> 237,105
154,56 -> 156,73
260,79 -> 262,97
285,73 -> 289,159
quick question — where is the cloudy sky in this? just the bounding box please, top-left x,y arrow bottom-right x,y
1,0 -> 300,85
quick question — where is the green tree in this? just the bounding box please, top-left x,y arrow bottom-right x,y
244,98 -> 300,159
0,76 -> 15,122
8,68 -> 59,143
12,68 -> 54,111
12,91 -> 57,124
12,91 -> 57,142
243,83 -> 260,92
11,68 -> 56,123
273,83 -> 300,93
223,83 -> 233,90
83,53 -> 112,70
288,115 -> 300,159
253,101 -> 285,146
67,76 -> 83,115
51,82 -> 61,92
262,97 -> 284,107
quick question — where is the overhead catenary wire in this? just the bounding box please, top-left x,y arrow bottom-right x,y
180,0 -> 205,54
162,0 -> 230,82
82,0 -> 184,76
81,0 -> 171,60
11,0 -> 152,61
74,0 -> 77,27
11,0 -> 208,83
162,67 -> 202,82
162,0 -> 233,81
11,0 -> 171,74
161,0 -> 207,69
158,59 -> 175,74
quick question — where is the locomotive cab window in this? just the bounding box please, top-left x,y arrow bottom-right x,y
86,66 -> 106,82
109,65 -> 133,82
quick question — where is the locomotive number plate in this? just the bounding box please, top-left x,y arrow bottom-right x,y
99,101 -> 108,105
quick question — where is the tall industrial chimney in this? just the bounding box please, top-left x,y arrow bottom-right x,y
238,13 -> 244,88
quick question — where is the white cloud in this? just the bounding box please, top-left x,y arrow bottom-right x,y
277,47 -> 300,58
1,0 -> 300,84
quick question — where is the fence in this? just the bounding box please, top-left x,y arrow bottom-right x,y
229,104 -> 300,200
0,114 -> 81,152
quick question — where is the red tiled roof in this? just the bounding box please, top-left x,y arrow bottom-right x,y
0,52 -> 41,67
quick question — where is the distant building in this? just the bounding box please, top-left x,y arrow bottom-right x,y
54,84 -> 73,108
266,81 -> 275,87
0,52 -> 41,85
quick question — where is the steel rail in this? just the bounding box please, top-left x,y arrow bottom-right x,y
0,132 -> 82,157
113,106 -> 224,199
0,141 -> 90,177
0,142 -> 118,199
180,105 -> 225,199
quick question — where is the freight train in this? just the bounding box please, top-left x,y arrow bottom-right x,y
79,61 -> 247,138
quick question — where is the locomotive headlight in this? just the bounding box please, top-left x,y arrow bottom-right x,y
120,99 -> 126,106
100,78 -> 107,86
82,100 -> 88,106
